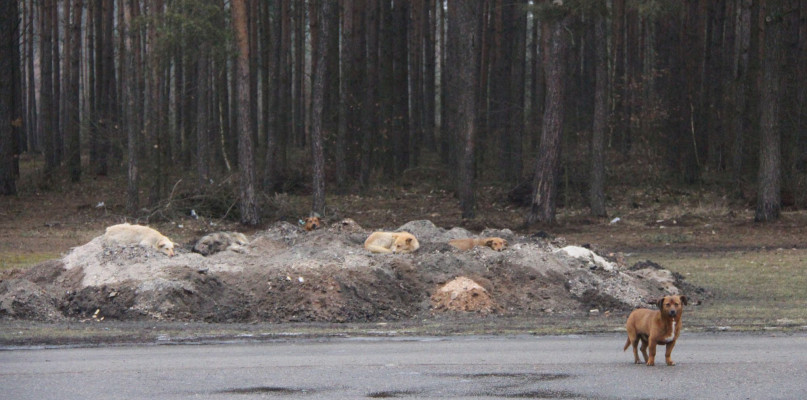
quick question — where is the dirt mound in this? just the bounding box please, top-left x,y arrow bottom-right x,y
431,277 -> 501,314
0,220 -> 696,323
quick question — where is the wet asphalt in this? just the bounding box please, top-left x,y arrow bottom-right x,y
2,332 -> 806,399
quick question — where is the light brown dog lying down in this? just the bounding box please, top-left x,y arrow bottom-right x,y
364,231 -> 420,254
624,295 -> 688,366
448,237 -> 508,251
103,223 -> 176,257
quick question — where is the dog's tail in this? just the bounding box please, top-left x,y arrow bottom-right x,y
623,337 -> 631,351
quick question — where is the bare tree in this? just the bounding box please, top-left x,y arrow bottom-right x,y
196,46 -> 210,189
755,0 -> 784,222
0,0 -> 21,194
310,0 -> 336,216
40,0 -> 55,175
730,0 -> 751,195
589,6 -> 608,218
66,0 -> 83,183
526,8 -> 570,225
360,0 -> 379,188
232,0 -> 260,225
446,0 -> 482,219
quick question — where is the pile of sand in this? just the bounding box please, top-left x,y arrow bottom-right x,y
430,276 -> 501,314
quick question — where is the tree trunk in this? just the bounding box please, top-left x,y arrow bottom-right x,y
526,11 -> 570,225
0,0 -> 21,194
505,0 -> 527,183
196,46 -> 210,189
489,0 -> 511,181
310,0 -> 335,216
423,0 -> 436,151
589,8 -> 607,218
391,1 -> 410,177
248,0 -> 259,153
730,0 -> 751,195
679,0 -> 702,184
262,1 -> 279,190
122,0 -> 139,213
146,0 -> 165,205
67,0 -> 83,183
447,0 -> 481,219
232,0 -> 260,225
277,0 -> 291,181
293,0 -> 305,148
100,0 -> 116,174
528,13 -> 544,153
24,0 -> 36,154
11,0 -> 22,177
408,0 -> 424,168
51,0 -> 62,167
755,0 -> 783,222
338,0 -> 365,187
360,0 -> 379,188
379,0 -> 395,177
40,0 -> 55,175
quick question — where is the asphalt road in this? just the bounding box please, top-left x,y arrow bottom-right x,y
2,333 -> 806,399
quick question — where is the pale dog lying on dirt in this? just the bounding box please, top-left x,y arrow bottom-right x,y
193,231 -> 249,256
103,223 -> 175,257
364,231 -> 420,254
448,237 -> 508,251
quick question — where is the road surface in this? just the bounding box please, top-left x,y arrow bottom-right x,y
2,333 -> 806,399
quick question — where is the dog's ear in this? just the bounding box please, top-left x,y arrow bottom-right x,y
485,239 -> 494,247
656,297 -> 665,309
405,238 -> 412,244
679,295 -> 688,306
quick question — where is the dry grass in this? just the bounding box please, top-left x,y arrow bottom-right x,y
628,249 -> 807,329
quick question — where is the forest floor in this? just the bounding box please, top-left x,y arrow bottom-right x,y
2,154 -> 807,345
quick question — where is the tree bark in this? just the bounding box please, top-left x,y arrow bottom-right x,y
310,0 -> 335,216
730,0 -> 751,195
526,11 -> 570,225
755,0 -> 783,222
360,0 -> 379,188
262,1 -> 279,190
293,0 -> 305,148
423,0 -> 436,150
0,0 -> 21,194
505,0 -> 526,184
379,0 -> 395,177
40,0 -> 55,175
408,0 -> 424,168
392,1 -> 409,176
589,8 -> 607,218
67,0 -> 83,183
196,46 -> 210,189
447,0 -> 481,219
51,0 -> 62,166
122,0 -> 139,214
24,0 -> 36,154
232,0 -> 260,225
146,0 -> 165,205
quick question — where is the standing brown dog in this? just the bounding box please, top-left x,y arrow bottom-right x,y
623,295 -> 687,366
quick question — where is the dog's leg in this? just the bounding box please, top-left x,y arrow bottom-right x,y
365,245 -> 393,254
664,341 -> 677,366
639,337 -> 649,364
646,340 -> 657,366
630,338 -> 642,364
